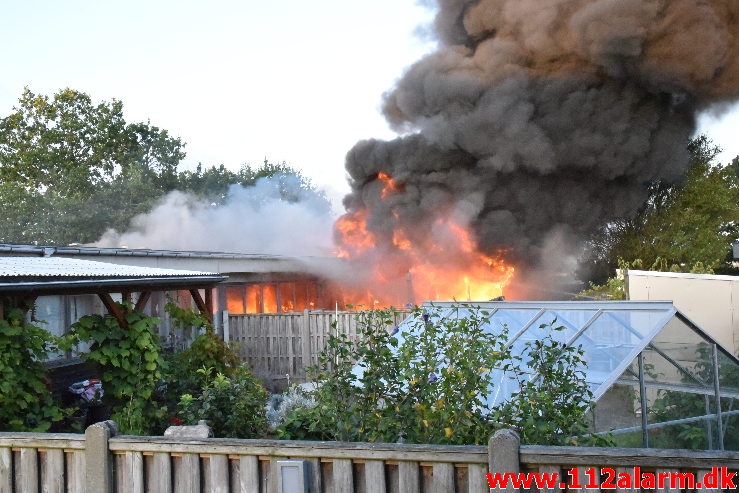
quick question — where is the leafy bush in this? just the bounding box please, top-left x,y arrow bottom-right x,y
161,302 -> 241,411
177,366 -> 268,438
278,304 -> 602,446
67,304 -> 164,434
0,305 -> 64,431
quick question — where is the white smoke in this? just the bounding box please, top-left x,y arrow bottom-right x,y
95,174 -> 337,256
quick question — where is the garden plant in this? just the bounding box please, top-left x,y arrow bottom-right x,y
278,303 -> 607,446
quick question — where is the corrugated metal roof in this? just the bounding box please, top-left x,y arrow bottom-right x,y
0,256 -> 218,278
0,243 -> 302,260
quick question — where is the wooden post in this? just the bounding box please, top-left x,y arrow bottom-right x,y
222,310 -> 230,343
205,288 -> 213,321
85,420 -> 118,493
301,309 -> 311,371
134,291 -> 152,313
190,289 -> 213,325
488,429 -> 520,493
98,294 -> 128,329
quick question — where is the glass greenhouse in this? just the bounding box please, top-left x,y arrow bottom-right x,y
397,300 -> 739,450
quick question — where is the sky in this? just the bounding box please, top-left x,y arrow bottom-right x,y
0,0 -> 737,212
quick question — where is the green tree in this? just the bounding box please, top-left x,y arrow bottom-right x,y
582,136 -> 739,283
0,88 -> 185,244
177,159 -> 322,204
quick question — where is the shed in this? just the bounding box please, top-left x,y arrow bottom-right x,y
395,300 -> 739,451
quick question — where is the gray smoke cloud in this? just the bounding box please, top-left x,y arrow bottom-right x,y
96,174 -> 336,256
338,0 -> 739,294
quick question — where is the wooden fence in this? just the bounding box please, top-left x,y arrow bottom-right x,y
226,310 -> 410,384
3,423 -> 739,493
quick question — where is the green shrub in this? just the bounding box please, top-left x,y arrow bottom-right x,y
278,304 -> 603,446
177,366 -> 268,438
0,305 -> 64,431
67,304 -> 164,434
161,302 -> 241,411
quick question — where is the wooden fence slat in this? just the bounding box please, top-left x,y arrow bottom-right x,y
584,465 -> 600,492
239,455 -> 259,493
613,467 -> 635,492
125,451 -> 145,493
153,452 -> 172,493
21,448 -> 39,493
432,462 -> 454,493
293,457 -> 322,493
333,459 -> 354,492
537,465 -> 561,493
467,463 -> 488,493
0,448 -> 11,493
365,460 -> 386,493
209,454 -> 229,493
70,451 -> 85,493
697,469 -> 720,492
42,449 -> 64,493
399,461 -> 420,493
655,469 -> 680,492
174,453 -> 201,493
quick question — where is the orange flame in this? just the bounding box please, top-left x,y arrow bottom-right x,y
378,172 -> 402,199
334,171 -> 515,308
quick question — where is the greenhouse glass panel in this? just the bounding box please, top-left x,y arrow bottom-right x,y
508,310 -> 580,359
640,345 -> 710,390
720,397 -> 739,450
593,381 -> 641,440
486,309 -> 541,334
650,317 -> 715,387
579,311 -> 652,360
718,351 -> 739,395
646,387 -> 717,450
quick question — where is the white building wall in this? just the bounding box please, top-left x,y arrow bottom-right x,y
626,270 -> 739,354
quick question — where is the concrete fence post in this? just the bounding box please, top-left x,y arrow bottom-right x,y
85,420 -> 118,493
488,429 -> 520,493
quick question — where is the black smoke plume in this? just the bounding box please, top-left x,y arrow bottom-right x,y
337,0 -> 739,297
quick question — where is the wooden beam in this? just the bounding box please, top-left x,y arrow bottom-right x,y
204,288 -> 213,323
98,293 -> 128,329
135,291 -> 152,313
189,289 -> 213,325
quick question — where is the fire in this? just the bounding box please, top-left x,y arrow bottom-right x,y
335,210 -> 374,259
334,172 -> 515,308
377,172 -> 402,199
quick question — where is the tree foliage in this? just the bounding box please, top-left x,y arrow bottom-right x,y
0,88 -> 184,244
0,88 -> 318,245
582,136 -> 739,283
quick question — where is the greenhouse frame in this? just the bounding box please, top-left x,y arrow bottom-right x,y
402,300 -> 739,451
